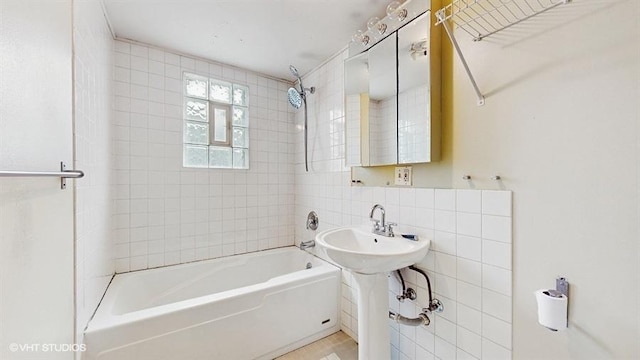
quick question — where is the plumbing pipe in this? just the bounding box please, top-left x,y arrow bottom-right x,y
396,269 -> 406,296
409,265 -> 442,312
409,265 -> 432,304
388,310 -> 430,327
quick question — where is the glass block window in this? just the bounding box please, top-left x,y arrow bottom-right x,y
232,84 -> 249,106
183,72 -> 249,169
210,79 -> 232,104
184,121 -> 208,145
184,74 -> 208,99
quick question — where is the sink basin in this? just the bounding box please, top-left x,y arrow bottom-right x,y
315,226 -> 430,274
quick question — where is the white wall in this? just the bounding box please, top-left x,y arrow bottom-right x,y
448,1 -> 639,358
73,0 -> 115,345
0,0 -> 75,359
111,40 -> 295,271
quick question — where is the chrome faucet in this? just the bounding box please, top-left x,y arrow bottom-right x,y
301,211 -> 318,250
370,204 -> 386,230
300,240 -> 315,250
369,204 -> 397,237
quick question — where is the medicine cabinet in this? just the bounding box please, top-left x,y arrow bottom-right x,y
345,2 -> 441,167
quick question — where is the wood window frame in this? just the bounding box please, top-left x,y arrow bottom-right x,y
209,102 -> 231,146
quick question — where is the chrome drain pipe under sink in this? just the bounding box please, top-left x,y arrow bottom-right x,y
389,310 -> 430,327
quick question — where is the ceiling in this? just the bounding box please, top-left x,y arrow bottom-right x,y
103,0 -> 391,81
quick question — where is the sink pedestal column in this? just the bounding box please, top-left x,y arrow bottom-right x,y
352,272 -> 390,360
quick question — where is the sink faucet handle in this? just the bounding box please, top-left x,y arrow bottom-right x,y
387,222 -> 397,237
370,218 -> 381,230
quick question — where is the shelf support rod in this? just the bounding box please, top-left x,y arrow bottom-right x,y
436,9 -> 485,106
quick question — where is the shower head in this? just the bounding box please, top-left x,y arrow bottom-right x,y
287,87 -> 302,109
289,65 -> 300,78
287,65 -> 315,110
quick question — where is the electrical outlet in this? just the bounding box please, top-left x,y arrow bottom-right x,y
394,166 -> 412,186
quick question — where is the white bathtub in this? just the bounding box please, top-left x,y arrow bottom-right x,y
83,247 -> 341,360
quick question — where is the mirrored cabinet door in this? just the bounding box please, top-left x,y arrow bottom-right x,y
344,52 -> 368,167
345,7 -> 439,168
345,34 -> 398,167
367,35 -> 398,166
397,12 -> 431,164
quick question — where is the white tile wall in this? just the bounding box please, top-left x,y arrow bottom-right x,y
370,96 -> 397,165
73,0 -> 115,345
398,85 -> 431,163
345,94 -> 361,166
112,40 -> 295,272
294,49 -> 513,359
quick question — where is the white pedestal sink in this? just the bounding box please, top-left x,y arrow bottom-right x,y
315,226 -> 430,360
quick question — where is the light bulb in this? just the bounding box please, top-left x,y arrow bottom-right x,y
367,17 -> 380,30
386,1 -> 401,17
377,23 -> 388,35
387,0 -> 408,21
352,30 -> 369,46
367,16 -> 387,36
352,29 -> 364,42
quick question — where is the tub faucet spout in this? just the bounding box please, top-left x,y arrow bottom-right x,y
300,240 -> 315,250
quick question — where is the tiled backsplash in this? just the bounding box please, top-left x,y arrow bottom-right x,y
384,188 -> 513,360
294,50 -> 513,360
112,40 -> 295,272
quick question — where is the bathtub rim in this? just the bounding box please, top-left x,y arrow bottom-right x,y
85,246 -> 339,334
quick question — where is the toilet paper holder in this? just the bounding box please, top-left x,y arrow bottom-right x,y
543,277 -> 569,299
556,277 -> 569,298
536,277 -> 570,331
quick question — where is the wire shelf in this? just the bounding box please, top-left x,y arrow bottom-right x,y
436,0 -> 570,41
